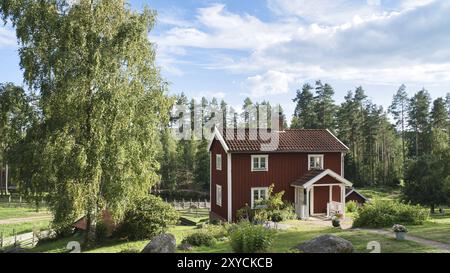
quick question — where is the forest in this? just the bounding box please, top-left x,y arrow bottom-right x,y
157,81 -> 449,205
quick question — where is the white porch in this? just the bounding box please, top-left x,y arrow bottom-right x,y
291,169 -> 352,220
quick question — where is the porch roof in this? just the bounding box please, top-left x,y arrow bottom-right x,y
291,169 -> 353,188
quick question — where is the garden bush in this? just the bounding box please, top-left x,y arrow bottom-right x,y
116,195 -> 180,240
346,201 -> 358,213
230,221 -> 275,253
182,232 -> 216,247
353,199 -> 429,228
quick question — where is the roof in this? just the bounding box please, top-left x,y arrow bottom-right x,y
209,128 -> 349,153
291,170 -> 324,187
345,188 -> 368,200
291,169 -> 353,188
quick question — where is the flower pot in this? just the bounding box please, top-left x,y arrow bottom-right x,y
395,232 -> 406,241
332,219 -> 341,228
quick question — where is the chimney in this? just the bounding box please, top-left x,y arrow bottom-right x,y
278,112 -> 284,131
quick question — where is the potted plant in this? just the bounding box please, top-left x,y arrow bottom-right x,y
393,224 -> 408,240
331,213 -> 343,228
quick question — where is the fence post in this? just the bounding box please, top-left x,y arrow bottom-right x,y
13,229 -> 17,247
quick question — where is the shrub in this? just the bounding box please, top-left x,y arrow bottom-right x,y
230,221 -> 275,253
353,199 -> 429,228
116,195 -> 180,240
346,201 -> 358,213
95,221 -> 108,242
182,232 -> 216,247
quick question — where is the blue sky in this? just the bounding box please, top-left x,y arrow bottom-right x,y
1,0 -> 450,122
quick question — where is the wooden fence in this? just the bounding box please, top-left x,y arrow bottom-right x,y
168,199 -> 210,210
0,229 -> 51,249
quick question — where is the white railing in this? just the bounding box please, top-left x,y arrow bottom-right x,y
327,201 -> 344,217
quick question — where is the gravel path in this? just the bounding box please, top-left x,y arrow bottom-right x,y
354,228 -> 450,252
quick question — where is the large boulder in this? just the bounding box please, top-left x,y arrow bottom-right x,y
296,234 -> 354,253
141,234 -> 176,253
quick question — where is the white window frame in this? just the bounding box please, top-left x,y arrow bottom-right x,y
308,154 -> 324,170
251,187 -> 269,209
216,185 -> 222,206
216,154 -> 222,171
251,155 -> 269,172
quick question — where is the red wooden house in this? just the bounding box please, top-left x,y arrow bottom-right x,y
208,127 -> 354,222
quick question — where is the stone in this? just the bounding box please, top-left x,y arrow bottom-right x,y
296,234 -> 354,253
141,233 -> 176,253
178,243 -> 193,251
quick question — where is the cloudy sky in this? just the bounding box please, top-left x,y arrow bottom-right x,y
1,0 -> 450,122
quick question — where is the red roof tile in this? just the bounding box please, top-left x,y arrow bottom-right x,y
220,129 -> 348,153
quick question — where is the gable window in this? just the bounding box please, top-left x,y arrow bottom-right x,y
251,187 -> 268,208
216,154 -> 222,171
308,154 -> 324,170
216,185 -> 222,206
251,155 -> 268,171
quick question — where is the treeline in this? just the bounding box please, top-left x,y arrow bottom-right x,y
291,81 -> 449,211
158,93 -> 287,193
1,80 -> 449,208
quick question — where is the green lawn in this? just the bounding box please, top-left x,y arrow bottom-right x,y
177,208 -> 209,224
357,186 -> 401,201
0,220 -> 51,238
407,211 -> 450,244
26,220 -> 442,253
0,204 -> 50,220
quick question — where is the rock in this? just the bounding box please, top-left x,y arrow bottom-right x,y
296,234 -> 354,253
178,243 -> 193,251
141,234 -> 176,253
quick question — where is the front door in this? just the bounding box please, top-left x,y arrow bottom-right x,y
313,186 -> 329,214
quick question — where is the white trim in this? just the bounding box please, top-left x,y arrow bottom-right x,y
326,129 -> 350,150
216,185 -> 222,207
301,169 -> 353,189
216,154 -> 222,171
310,187 -> 314,215
251,155 -> 269,172
308,154 -> 324,170
341,152 -> 344,177
207,126 -> 229,152
250,187 -> 269,209
227,153 -> 232,222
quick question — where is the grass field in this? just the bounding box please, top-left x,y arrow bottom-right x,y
19,189 -> 450,253
357,186 -> 401,201
0,204 -> 50,220
407,210 -> 450,244
27,218 -> 442,253
0,220 -> 51,237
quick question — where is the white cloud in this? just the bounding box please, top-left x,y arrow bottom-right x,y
193,91 -> 226,101
0,26 -> 16,47
245,71 -> 295,97
154,4 -> 293,51
155,0 -> 450,94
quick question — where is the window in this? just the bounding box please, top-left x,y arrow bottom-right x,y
251,187 -> 268,208
216,185 -> 222,206
216,154 -> 222,171
251,155 -> 268,171
308,154 -> 324,170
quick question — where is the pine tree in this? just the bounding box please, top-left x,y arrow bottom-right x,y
408,89 -> 431,157
430,97 -> 448,130
389,84 -> 409,165
292,83 -> 317,129
314,81 -> 336,130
